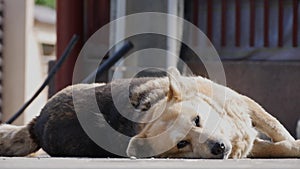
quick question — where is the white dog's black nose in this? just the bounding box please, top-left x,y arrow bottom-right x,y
211,142 -> 226,156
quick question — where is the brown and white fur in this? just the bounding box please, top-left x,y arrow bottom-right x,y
0,68 -> 299,158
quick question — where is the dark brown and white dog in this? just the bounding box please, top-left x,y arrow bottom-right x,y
0,68 -> 299,158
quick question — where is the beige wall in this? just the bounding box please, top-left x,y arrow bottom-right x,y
3,0 -> 48,125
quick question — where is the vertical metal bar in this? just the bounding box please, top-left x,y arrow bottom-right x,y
0,0 -> 3,122
193,0 -> 199,27
235,0 -> 241,47
293,0 -> 298,47
264,0 -> 270,47
191,0 -> 199,46
278,0 -> 284,47
207,0 -> 213,41
250,0 -> 256,47
221,0 -> 227,47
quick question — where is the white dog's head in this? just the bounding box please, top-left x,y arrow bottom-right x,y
126,68 -> 233,159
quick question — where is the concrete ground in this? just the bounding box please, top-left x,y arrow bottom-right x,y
1,157 -> 300,169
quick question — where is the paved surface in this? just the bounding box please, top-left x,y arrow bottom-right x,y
1,157 -> 300,169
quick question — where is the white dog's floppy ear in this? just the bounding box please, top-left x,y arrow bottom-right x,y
126,135 -> 154,158
167,67 -> 182,101
168,67 -> 181,77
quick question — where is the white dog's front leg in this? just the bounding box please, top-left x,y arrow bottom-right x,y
243,96 -> 295,142
249,138 -> 300,158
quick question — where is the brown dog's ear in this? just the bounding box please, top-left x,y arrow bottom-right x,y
167,67 -> 182,101
126,135 -> 155,158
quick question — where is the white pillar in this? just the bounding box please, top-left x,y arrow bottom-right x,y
3,0 -> 47,125
166,0 -> 183,68
297,120 -> 300,139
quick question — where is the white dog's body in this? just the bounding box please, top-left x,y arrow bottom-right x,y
127,70 -> 299,158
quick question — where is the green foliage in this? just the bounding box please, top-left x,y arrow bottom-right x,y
35,0 -> 56,9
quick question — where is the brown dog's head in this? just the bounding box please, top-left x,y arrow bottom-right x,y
126,68 -> 232,159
